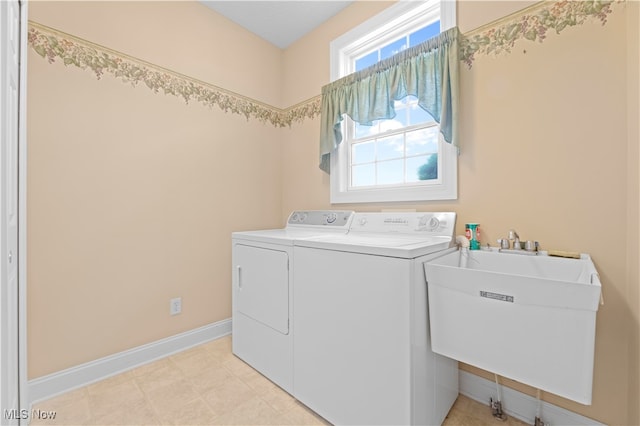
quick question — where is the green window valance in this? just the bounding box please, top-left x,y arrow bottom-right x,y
319,26 -> 460,173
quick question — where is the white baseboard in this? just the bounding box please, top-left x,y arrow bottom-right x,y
28,319 -> 232,406
459,370 -> 604,425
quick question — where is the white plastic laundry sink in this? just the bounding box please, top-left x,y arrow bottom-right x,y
425,249 -> 602,405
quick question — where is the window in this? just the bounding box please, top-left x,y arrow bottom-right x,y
329,0 -> 457,204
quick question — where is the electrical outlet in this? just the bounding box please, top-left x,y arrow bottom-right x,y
170,297 -> 182,316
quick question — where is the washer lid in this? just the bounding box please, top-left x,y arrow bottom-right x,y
295,233 -> 453,258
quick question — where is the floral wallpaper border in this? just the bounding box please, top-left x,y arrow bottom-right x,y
461,0 -> 621,67
28,0 -> 621,126
28,21 -> 321,127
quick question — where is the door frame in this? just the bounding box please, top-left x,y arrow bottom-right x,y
0,0 -> 27,423
18,0 -> 28,420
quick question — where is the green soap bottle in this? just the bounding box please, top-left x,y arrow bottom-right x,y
465,223 -> 480,250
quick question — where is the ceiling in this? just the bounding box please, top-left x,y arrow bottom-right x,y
200,1 -> 354,49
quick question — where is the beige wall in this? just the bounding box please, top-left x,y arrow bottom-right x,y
626,1 -> 640,423
27,1 -> 284,378
26,1 -> 639,425
282,1 -> 638,425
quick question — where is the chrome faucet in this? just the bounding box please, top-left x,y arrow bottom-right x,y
508,229 -> 521,250
497,229 -> 540,255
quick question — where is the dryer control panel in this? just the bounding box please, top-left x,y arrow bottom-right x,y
287,210 -> 354,228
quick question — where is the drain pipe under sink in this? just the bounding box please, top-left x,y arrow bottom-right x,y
491,373 -> 508,421
535,389 -> 545,426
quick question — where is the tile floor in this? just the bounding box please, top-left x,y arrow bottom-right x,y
31,335 -> 527,425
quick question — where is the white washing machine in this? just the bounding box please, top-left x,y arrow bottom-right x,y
231,210 -> 354,393
293,212 -> 458,426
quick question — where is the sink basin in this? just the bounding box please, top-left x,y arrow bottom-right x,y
424,249 -> 601,405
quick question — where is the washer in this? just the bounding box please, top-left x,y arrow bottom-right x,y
231,210 -> 354,393
293,212 -> 458,426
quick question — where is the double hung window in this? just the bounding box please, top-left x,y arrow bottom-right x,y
328,0 -> 457,204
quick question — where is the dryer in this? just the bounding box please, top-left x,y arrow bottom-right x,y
293,212 -> 458,425
231,210 -> 354,393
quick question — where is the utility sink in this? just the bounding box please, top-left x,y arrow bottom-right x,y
425,249 -> 601,405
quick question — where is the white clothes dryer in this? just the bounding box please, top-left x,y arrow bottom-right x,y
292,212 -> 458,426
231,211 -> 354,393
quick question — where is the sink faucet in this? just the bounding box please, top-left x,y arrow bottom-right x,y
497,229 -> 540,254
508,229 -> 521,250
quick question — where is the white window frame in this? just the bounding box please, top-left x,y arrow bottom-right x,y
329,0 -> 457,204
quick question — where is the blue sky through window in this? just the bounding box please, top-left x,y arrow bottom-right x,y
355,50 -> 378,71
410,21 -> 440,45
380,38 -> 406,61
349,18 -> 442,189
354,20 -> 440,72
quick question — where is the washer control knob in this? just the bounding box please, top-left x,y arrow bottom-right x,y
326,213 -> 337,224
428,217 -> 440,230
359,217 -> 368,226
290,213 -> 299,222
299,212 -> 308,223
